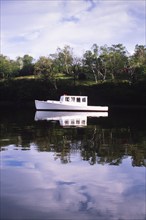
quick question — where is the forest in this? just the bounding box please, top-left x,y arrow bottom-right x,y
0,43 -> 146,105
1,43 -> 146,81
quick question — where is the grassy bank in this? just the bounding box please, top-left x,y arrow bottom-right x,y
0,77 -> 146,107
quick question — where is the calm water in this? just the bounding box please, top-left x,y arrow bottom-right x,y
0,107 -> 146,220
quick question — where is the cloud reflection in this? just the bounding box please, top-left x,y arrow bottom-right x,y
0,144 -> 145,220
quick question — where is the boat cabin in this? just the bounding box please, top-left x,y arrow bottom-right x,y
60,95 -> 88,106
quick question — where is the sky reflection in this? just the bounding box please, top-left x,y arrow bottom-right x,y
0,144 -> 145,220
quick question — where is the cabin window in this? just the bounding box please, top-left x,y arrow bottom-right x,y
82,97 -> 86,102
76,119 -> 80,124
81,120 -> 86,125
65,97 -> 69,102
71,97 -> 75,102
71,120 -> 75,125
65,120 -> 69,125
76,97 -> 80,102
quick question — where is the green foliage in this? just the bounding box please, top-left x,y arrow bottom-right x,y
34,56 -> 57,89
1,43 -> 146,106
56,45 -> 73,75
34,56 -> 53,77
0,44 -> 146,85
0,55 -> 20,79
19,55 -> 34,76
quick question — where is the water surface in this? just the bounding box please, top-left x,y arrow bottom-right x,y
0,107 -> 146,220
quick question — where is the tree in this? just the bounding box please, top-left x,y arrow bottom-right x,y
34,56 -> 57,89
72,56 -> 83,84
98,45 -> 109,80
19,54 -> 34,76
133,45 -> 146,66
10,59 -> 20,77
127,45 -> 146,82
0,55 -> 19,79
106,44 -> 128,80
56,45 -> 73,75
83,44 -> 105,82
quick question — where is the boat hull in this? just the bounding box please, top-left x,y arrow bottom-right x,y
35,100 -> 108,112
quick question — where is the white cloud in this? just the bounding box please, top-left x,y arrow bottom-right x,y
1,0 -> 145,59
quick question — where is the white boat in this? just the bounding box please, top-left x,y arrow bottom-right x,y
35,95 -> 108,112
35,111 -> 108,127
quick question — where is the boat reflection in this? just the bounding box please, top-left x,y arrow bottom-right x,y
35,111 -> 108,127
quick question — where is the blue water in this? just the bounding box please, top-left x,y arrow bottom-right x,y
0,108 -> 146,220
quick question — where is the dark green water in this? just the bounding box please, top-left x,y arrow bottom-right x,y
0,107 -> 146,220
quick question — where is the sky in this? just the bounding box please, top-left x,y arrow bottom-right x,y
1,0 -> 146,59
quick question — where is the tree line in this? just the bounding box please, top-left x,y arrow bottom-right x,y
0,44 -> 146,84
